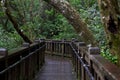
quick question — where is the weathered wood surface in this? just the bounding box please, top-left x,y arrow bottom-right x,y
35,55 -> 77,80
0,41 -> 45,80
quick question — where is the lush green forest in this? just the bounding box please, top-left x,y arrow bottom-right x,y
0,0 -> 120,65
0,0 -> 103,48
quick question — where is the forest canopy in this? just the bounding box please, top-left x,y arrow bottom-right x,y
0,0 -> 120,66
0,0 -> 102,48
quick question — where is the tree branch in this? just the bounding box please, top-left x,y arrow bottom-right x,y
4,0 -> 32,44
43,0 -> 97,45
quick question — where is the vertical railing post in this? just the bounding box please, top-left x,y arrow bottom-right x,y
34,39 -> 41,70
78,42 -> 86,80
0,48 -> 8,80
22,43 -> 30,80
62,39 -> 65,57
78,42 -> 86,55
71,39 -> 75,69
88,47 -> 100,55
34,39 -> 40,74
58,41 -> 60,54
0,48 -> 8,57
22,43 -> 30,47
71,38 -> 78,51
40,39 -> 45,66
88,47 -> 100,79
51,40 -> 53,55
54,41 -> 56,54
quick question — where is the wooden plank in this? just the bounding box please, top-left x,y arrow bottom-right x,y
35,55 -> 77,80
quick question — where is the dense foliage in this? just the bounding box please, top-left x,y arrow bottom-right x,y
0,0 -> 118,63
0,0 -> 78,49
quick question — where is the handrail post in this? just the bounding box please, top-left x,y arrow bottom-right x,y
39,38 -> 45,42
22,43 -> 30,47
50,40 -> 54,55
34,39 -> 40,43
22,43 -> 30,80
0,48 -> 8,68
34,39 -> 40,72
0,48 -> 8,80
78,42 -> 86,54
72,38 -> 78,43
39,39 -> 45,66
78,42 -> 86,80
88,47 -> 100,55
88,47 -> 100,79
34,39 -> 41,70
62,39 -> 65,57
0,48 -> 8,57
71,38 -> 78,51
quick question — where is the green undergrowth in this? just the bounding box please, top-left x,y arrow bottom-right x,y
101,47 -> 118,64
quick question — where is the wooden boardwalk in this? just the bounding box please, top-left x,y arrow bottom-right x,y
34,55 -> 77,80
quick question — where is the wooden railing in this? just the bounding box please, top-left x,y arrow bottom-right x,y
0,39 -> 120,80
45,39 -> 120,80
45,39 -> 71,57
70,42 -> 94,80
0,40 -> 45,80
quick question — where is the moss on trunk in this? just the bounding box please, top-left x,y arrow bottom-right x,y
44,0 -> 97,45
98,0 -> 120,66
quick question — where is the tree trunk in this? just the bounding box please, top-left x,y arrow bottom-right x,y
4,0 -> 32,44
43,0 -> 97,45
98,0 -> 120,66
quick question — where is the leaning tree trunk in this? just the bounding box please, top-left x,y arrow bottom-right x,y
4,0 -> 32,44
43,0 -> 97,45
98,0 -> 120,66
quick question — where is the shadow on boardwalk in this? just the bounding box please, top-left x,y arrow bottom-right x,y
34,55 -> 77,80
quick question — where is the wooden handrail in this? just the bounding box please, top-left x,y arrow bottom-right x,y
0,40 -> 45,80
45,39 -> 120,80
0,39 -> 120,80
